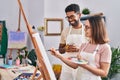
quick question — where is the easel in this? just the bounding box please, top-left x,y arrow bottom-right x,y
8,7 -> 22,59
17,0 -> 56,80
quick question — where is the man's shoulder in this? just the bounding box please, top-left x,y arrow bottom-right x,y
63,27 -> 70,30
62,27 -> 70,33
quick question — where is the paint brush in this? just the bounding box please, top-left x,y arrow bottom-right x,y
46,49 -> 59,51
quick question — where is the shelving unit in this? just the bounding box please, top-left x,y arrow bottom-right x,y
0,21 -> 8,64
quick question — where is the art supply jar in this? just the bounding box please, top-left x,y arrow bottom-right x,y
8,57 -> 13,65
16,58 -> 20,66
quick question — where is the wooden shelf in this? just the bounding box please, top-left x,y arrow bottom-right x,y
80,15 -> 106,22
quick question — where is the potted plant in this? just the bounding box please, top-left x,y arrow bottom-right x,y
102,47 -> 120,80
82,8 -> 90,15
15,46 -> 29,65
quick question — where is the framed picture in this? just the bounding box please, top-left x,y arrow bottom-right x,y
44,18 -> 63,36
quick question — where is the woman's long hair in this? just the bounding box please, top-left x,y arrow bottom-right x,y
88,15 -> 109,44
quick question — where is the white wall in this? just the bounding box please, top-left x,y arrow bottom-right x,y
0,0 -> 120,79
1,0 -> 119,49
0,0 -> 44,50
0,0 -> 120,63
43,1 -> 120,79
43,0 -> 120,65
44,0 -> 120,48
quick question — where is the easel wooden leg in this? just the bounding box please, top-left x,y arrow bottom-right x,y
8,49 -> 13,58
32,60 -> 46,80
31,66 -> 39,80
37,75 -> 43,80
37,64 -> 46,80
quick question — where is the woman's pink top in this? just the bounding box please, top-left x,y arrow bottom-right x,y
79,43 -> 112,68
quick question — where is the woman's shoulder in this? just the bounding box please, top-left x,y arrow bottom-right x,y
99,43 -> 111,54
100,43 -> 111,49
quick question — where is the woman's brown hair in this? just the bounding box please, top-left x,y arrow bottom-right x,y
88,15 -> 109,44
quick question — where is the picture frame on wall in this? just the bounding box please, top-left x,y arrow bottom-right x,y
44,18 -> 63,36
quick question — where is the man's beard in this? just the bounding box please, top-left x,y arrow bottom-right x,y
69,19 -> 79,27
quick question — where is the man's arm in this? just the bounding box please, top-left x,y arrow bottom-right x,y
59,43 -> 79,54
58,43 -> 66,54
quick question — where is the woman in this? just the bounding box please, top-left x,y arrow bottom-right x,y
50,15 -> 112,80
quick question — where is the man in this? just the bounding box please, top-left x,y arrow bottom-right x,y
58,4 -> 87,80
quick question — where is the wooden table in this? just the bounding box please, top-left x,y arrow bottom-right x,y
0,65 -> 40,80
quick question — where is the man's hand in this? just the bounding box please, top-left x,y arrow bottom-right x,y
65,44 -> 79,52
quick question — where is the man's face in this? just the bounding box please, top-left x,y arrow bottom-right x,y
65,11 -> 80,27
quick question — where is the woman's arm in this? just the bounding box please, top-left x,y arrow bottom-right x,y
79,61 -> 110,77
50,48 -> 78,69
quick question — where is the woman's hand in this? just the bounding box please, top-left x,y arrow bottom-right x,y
77,53 -> 83,60
50,48 -> 61,58
50,48 -> 79,69
76,54 -> 88,68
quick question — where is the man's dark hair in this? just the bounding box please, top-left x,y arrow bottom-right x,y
65,4 -> 80,13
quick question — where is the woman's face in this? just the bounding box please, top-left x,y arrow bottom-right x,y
84,20 -> 92,38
